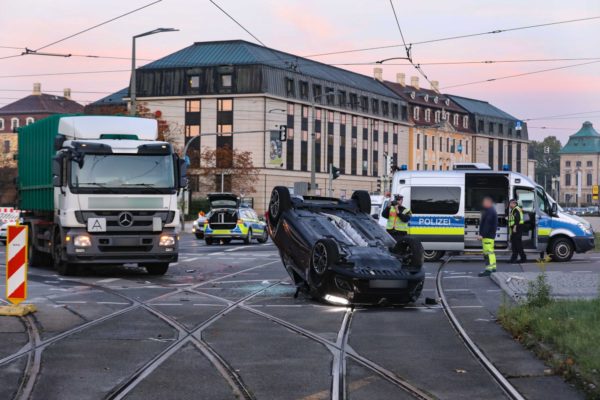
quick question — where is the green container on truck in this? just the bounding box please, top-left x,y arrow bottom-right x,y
17,114 -> 187,276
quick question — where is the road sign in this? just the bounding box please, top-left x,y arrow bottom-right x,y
593,185 -> 599,200
6,225 -> 28,305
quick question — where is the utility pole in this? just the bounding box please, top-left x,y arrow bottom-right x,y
310,90 -> 334,194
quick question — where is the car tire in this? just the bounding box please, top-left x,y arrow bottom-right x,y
549,237 -> 574,262
244,229 -> 253,245
423,250 -> 445,262
257,230 -> 268,243
222,238 -> 232,244
53,230 -> 77,276
269,186 -> 292,225
393,236 -> 424,270
194,233 -> 204,240
205,238 -> 213,246
351,190 -> 371,214
144,263 -> 169,275
28,225 -> 47,267
311,239 -> 339,276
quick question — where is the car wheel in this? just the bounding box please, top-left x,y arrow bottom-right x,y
143,263 -> 169,275
205,238 -> 213,246
423,250 -> 445,262
194,233 -> 204,240
244,230 -> 253,244
269,186 -> 292,225
311,239 -> 339,276
221,238 -> 232,244
393,236 -> 424,271
257,230 -> 268,243
351,190 -> 371,214
549,237 -> 574,262
53,230 -> 77,276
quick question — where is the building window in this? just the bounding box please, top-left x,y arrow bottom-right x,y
499,123 -> 504,135
285,78 -> 295,97
371,99 -> 379,115
565,160 -> 571,167
338,90 -> 346,107
301,106 -> 309,171
576,161 -> 582,167
401,105 -> 408,121
516,143 -> 522,172
453,114 -> 459,126
416,134 -> 420,149
488,140 -> 494,168
11,118 -> 19,131
349,93 -> 358,110
587,161 -> 593,167
478,119 -> 484,132
0,118 -> 4,131
3,140 -> 9,153
424,109 -> 431,122
313,84 -> 322,103
434,110 -> 441,123
300,81 -> 309,99
413,107 -> 420,121
587,194 -> 592,203
488,122 -> 494,134
360,96 -> 368,112
326,88 -> 335,105
587,173 -> 593,186
466,140 -> 469,155
439,137 -> 443,151
220,74 -> 232,88
391,103 -> 398,119
565,173 -> 571,186
424,134 -> 428,150
286,103 -> 295,170
463,116 -> 468,129
184,100 -> 201,149
189,75 -> 200,89
382,101 -> 389,117
216,98 -> 234,168
26,117 -> 35,125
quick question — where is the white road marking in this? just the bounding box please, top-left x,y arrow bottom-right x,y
97,278 -> 120,284
451,305 -> 484,308
192,303 -> 225,306
97,301 -> 129,305
151,303 -> 183,306
56,301 -> 87,304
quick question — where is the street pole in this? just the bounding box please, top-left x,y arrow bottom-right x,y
328,163 -> 333,197
129,28 -> 178,116
310,102 -> 316,194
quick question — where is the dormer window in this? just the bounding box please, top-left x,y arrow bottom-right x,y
424,109 -> 431,122
410,92 -> 416,99
424,94 -> 429,102
413,106 -> 420,120
434,96 -> 439,104
434,110 -> 441,123
445,99 -> 450,106
453,114 -> 459,126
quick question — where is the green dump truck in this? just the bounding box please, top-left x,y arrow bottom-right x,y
18,115 -> 187,275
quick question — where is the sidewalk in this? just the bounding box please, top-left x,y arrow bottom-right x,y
492,271 -> 600,301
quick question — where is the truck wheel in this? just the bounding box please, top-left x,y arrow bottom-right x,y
393,237 -> 424,271
244,230 -> 253,245
257,230 -> 268,243
549,237 -> 574,262
52,232 -> 77,276
268,186 -> 292,225
351,190 -> 371,214
423,250 -> 445,262
144,263 -> 169,275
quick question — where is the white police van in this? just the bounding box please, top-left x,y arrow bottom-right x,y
380,166 -> 594,262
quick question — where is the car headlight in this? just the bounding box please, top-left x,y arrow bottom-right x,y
74,235 -> 92,247
159,235 -> 176,247
578,223 -> 592,235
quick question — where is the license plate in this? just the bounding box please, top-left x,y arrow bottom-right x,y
87,217 -> 107,232
369,280 -> 407,289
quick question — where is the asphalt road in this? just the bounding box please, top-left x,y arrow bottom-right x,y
0,234 -> 595,400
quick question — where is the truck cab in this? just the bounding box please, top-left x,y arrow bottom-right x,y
19,115 -> 187,275
381,169 -> 594,262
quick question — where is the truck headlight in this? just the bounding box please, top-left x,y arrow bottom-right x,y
578,223 -> 592,235
74,235 -> 92,247
159,235 -> 176,247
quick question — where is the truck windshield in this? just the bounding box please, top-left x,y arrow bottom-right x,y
71,154 -> 174,190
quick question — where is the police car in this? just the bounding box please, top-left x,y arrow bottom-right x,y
380,165 -> 594,262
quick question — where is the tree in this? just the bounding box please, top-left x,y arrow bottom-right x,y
198,145 -> 259,195
530,136 -> 562,192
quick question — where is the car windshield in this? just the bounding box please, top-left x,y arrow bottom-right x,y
211,200 -> 238,208
71,154 -> 175,189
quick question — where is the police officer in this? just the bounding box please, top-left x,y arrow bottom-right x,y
383,194 -> 411,240
509,198 -> 527,263
478,196 -> 498,277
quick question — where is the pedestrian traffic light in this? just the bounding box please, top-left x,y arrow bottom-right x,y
279,125 -> 287,141
331,165 -> 341,180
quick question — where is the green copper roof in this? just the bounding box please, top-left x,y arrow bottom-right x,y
559,122 -> 600,154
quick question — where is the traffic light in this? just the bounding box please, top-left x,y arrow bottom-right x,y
331,165 -> 341,180
376,178 -> 382,192
279,125 -> 287,141
386,155 -> 393,174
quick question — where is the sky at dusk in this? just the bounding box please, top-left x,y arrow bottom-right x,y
1,0 -> 599,143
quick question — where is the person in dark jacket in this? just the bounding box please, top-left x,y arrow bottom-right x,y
478,196 -> 498,277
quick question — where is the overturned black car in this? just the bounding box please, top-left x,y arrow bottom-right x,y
267,187 -> 425,306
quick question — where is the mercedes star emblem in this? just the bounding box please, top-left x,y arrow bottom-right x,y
118,212 -> 134,227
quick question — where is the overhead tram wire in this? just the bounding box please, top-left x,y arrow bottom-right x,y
304,15 -> 600,58
442,59 -> 600,89
333,57 -> 600,66
523,109 -> 600,121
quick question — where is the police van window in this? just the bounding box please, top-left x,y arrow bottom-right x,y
515,189 -> 535,213
411,187 -> 460,215
535,187 -> 549,214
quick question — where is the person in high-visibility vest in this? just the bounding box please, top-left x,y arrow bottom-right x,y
383,194 -> 411,240
508,198 -> 527,263
478,196 -> 498,277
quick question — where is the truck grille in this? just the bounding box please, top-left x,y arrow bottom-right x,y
76,211 -> 175,232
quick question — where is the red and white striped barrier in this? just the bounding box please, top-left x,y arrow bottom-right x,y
6,225 -> 28,305
0,207 -> 21,224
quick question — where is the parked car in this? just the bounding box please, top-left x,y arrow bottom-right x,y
203,193 -> 268,245
267,186 -> 425,306
192,212 -> 209,239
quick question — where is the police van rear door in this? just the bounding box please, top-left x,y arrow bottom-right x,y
408,176 -> 465,252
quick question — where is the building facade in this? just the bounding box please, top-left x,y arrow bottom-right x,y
448,95 -> 530,174
559,121 -> 600,206
383,73 -> 473,170
127,40 -> 412,212
0,83 -> 83,167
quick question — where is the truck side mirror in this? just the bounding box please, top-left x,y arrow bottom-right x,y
52,154 -> 64,187
551,202 -> 558,216
177,157 -> 188,189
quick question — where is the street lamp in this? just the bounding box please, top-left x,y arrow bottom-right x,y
130,28 -> 179,116
310,90 -> 335,194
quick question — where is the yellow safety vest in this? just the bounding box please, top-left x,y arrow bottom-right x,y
509,206 -> 524,227
386,207 -> 410,232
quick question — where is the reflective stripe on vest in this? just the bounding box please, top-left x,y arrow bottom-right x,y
396,208 -> 410,232
509,206 -> 524,227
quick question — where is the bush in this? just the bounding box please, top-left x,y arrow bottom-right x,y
526,273 -> 553,308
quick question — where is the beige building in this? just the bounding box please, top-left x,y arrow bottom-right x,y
559,121 -> 600,206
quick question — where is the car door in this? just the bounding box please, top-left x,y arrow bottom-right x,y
534,186 -> 552,251
513,187 -> 537,249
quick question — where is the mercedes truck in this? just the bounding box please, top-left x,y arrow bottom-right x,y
18,115 -> 187,275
